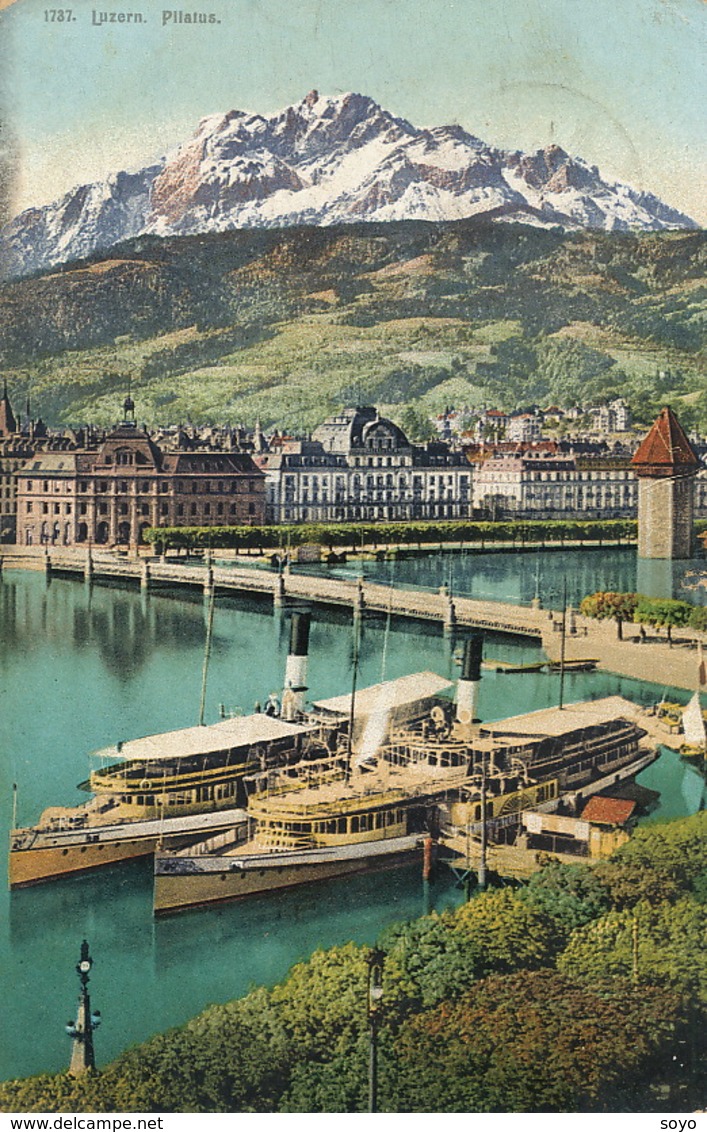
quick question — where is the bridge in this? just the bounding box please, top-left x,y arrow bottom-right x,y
2,546 -> 704,693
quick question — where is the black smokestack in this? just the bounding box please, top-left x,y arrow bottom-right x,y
461,634 -> 483,682
289,611 -> 311,657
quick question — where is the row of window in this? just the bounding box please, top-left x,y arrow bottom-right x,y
22,478 -> 259,494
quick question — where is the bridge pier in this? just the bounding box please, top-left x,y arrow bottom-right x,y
203,566 -> 214,599
444,596 -> 456,634
353,577 -> 365,620
273,572 -> 286,607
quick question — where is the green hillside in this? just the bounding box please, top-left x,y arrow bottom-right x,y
0,221 -> 704,433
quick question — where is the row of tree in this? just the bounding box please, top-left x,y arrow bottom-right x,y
580,591 -> 707,640
144,518 -> 640,554
2,811 -> 705,1113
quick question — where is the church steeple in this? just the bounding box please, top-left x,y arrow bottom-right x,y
0,378 -> 17,436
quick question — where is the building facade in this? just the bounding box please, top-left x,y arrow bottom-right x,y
16,407 -> 265,547
256,406 -> 471,524
472,453 -> 637,520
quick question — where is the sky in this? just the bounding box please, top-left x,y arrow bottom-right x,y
0,0 -> 705,224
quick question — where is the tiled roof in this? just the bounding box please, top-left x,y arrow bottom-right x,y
631,407 -> 699,475
580,795 -> 636,825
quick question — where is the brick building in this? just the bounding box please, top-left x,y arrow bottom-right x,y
15,400 -> 265,547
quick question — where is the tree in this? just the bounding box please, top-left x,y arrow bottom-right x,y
392,970 -> 691,1112
579,591 -> 639,639
380,888 -> 558,1016
557,898 -> 707,1006
634,597 -> 692,644
593,811 -> 707,909
521,858 -> 611,940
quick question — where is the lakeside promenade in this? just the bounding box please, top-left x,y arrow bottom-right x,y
2,545 -> 704,694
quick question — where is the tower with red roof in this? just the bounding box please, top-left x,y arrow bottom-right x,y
631,406 -> 699,559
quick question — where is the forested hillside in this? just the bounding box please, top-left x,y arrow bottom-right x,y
0,221 -> 704,433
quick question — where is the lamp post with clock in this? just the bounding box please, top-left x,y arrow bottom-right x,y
66,940 -> 101,1076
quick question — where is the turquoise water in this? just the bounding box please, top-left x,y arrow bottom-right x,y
305,545 -> 707,609
0,567 -> 704,1081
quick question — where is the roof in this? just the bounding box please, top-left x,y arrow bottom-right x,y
312,671 -> 452,718
631,406 -> 699,477
92,712 -> 316,763
17,452 -> 78,475
580,795 -> 636,825
479,695 -> 643,739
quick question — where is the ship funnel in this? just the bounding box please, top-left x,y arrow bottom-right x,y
282,611 -> 311,720
456,634 -> 482,723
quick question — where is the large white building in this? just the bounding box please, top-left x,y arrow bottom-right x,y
255,406 -> 471,524
472,453 -> 637,520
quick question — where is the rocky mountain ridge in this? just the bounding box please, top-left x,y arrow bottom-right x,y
1,91 -> 698,279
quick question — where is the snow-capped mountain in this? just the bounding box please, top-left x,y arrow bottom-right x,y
1,91 -> 697,278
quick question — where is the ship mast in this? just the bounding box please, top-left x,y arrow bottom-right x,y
345,613 -> 361,782
198,585 -> 216,726
558,577 -> 568,711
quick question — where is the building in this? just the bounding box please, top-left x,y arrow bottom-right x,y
15,398 -> 265,547
631,405 -> 700,559
255,406 -> 471,524
472,452 -> 636,520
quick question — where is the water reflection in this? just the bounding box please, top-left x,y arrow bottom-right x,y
0,565 -> 705,1083
317,546 -> 706,608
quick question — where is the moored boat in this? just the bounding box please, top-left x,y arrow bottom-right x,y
679,691 -> 707,760
154,639 -> 656,915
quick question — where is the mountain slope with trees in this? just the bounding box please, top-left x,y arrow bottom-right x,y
0,221 -> 704,434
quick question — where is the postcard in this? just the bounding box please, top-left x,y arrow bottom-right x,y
0,0 -> 705,1119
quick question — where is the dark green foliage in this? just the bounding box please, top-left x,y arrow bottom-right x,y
581,590 -> 706,638
392,971 -> 694,1112
521,859 -> 611,939
594,811 -> 707,908
558,899 -> 707,1005
145,517 -> 637,552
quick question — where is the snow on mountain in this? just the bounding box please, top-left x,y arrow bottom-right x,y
1,91 -> 698,278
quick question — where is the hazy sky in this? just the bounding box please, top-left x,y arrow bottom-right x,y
1,0 -> 705,223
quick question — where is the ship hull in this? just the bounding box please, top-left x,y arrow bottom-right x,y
9,808 -> 247,888
154,835 -> 423,915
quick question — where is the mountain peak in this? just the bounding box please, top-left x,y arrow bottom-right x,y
1,91 -> 698,279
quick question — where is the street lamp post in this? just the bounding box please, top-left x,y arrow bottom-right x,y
65,940 -> 101,1076
366,947 -> 385,1113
